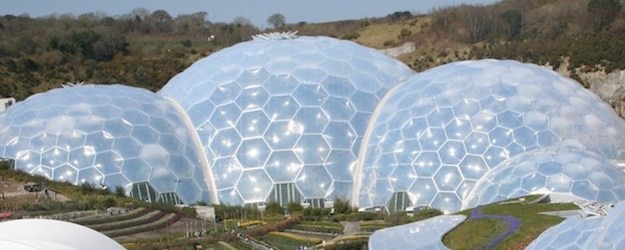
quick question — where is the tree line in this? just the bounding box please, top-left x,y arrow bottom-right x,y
2,0 -> 625,100
0,8 -> 268,100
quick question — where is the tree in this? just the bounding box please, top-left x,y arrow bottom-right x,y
501,9 -> 522,39
148,10 -> 173,33
233,16 -> 252,27
267,13 -> 286,29
587,0 -> 622,30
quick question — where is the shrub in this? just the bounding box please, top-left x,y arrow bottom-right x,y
287,202 -> 303,213
383,40 -> 396,47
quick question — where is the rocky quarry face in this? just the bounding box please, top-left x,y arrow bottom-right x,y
585,70 -> 625,118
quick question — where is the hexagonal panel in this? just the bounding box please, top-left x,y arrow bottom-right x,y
140,144 -> 170,168
235,86 -> 270,111
292,83 -> 328,107
235,111 -> 270,138
325,150 -> 355,182
409,178 -> 438,206
41,147 -> 68,168
149,167 -> 177,192
218,188 -> 244,206
293,107 -> 329,133
433,166 -> 463,191
322,76 -> 355,97
131,125 -> 160,144
413,152 -> 441,177
266,151 -> 302,183
322,96 -> 355,121
323,122 -> 356,149
264,95 -> 300,121
209,103 -> 241,129
112,137 -> 142,158
175,179 -> 203,204
236,169 -> 273,203
210,83 -> 241,106
53,164 -> 78,183
439,141 -> 466,165
212,157 -> 243,188
294,135 -> 330,164
236,138 -> 271,168
85,132 -> 114,152
102,119 -> 132,137
389,165 -> 416,191
57,130 -> 86,150
210,128 -> 241,157
464,132 -> 490,155
68,147 -> 96,170
459,155 -> 488,180
264,121 -> 302,150
121,158 -> 151,182
296,165 -> 332,198
445,118 -> 472,140
77,167 -> 104,184
94,150 -> 124,175
419,128 -> 447,151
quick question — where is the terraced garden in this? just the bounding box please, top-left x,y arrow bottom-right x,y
70,207 -> 182,238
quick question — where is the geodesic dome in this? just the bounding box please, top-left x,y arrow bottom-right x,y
0,219 -> 125,250
526,216 -> 604,250
582,200 -> 625,248
462,142 -> 625,210
0,84 -> 211,204
354,59 -> 625,213
159,34 -> 414,206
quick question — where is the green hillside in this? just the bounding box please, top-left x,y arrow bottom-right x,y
1,0 -> 624,101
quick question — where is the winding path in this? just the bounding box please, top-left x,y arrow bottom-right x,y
470,206 -> 521,249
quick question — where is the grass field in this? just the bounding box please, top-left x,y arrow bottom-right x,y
443,196 -> 580,249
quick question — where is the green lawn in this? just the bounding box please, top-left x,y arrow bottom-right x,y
443,218 -> 508,249
443,196 -> 580,249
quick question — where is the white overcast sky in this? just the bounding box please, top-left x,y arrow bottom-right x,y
0,0 -> 500,28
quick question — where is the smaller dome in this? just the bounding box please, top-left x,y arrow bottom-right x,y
462,142 -> 625,210
0,219 -> 125,250
526,216 -> 604,249
0,84 -> 212,204
583,200 -> 625,248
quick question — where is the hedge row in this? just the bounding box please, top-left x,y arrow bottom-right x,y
291,224 -> 342,234
103,213 -> 181,238
299,220 -> 342,227
71,208 -> 147,225
91,210 -> 165,231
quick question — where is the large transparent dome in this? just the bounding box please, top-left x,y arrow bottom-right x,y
354,59 -> 625,213
463,142 -> 625,210
159,35 -> 414,206
0,84 -> 211,204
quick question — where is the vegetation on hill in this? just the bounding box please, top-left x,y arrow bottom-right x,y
1,0 -> 623,101
443,195 -> 580,249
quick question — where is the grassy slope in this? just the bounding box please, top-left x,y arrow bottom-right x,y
443,196 -> 580,249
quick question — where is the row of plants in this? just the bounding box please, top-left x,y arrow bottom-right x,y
245,215 -> 303,238
259,231 -> 321,249
238,219 -> 265,228
123,232 -> 240,250
70,207 -> 147,225
323,238 -> 369,250
88,210 -> 164,231
103,212 -> 180,238
359,219 -> 389,226
291,224 -> 343,234
299,220 -> 343,227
